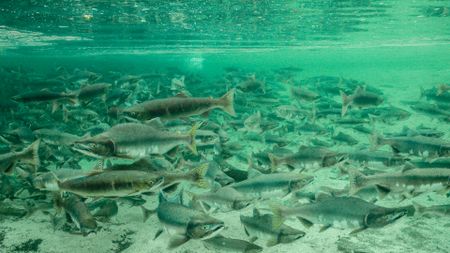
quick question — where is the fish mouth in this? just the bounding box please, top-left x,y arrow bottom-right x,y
150,176 -> 165,191
200,223 -> 225,240
365,209 -> 408,227
71,143 -> 104,159
32,177 -> 45,189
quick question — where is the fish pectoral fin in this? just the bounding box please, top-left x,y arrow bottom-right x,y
266,237 -> 279,247
249,236 -> 258,243
319,224 -> 331,232
247,168 -> 262,179
86,170 -> 104,176
244,227 -> 250,237
391,146 -> 400,153
375,184 -> 391,199
168,235 -> 190,249
200,111 -> 210,117
297,217 -> 314,228
349,226 -> 367,235
153,228 -> 164,240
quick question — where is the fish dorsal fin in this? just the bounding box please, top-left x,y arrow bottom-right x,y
175,92 -> 189,98
248,168 -> 262,178
253,208 -> 261,217
354,86 -> 365,95
315,192 -> 332,202
297,217 -> 313,228
298,145 -> 308,151
145,117 -> 165,129
158,189 -> 183,205
78,132 -> 92,141
401,162 -> 416,173
86,169 -> 103,176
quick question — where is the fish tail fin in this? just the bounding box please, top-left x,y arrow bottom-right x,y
52,192 -> 64,211
62,105 -> 69,122
412,201 -> 425,214
289,85 -> 297,99
191,163 -> 209,188
107,106 -> 122,118
348,169 -> 367,195
269,203 -> 286,229
289,85 -> 294,95
51,101 -> 60,114
370,132 -> 383,151
340,90 -> 351,117
67,93 -> 79,105
267,153 -> 279,172
19,139 -> 41,171
140,206 -> 156,223
419,86 -> 426,99
50,172 -> 64,192
186,123 -> 199,155
311,101 -> 317,123
219,88 -> 236,117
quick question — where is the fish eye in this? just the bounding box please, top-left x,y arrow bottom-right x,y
202,225 -> 209,230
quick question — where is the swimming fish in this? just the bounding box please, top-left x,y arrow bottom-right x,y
231,171 -> 313,199
371,134 -> 450,157
144,191 -> 225,249
341,86 -> 384,116
54,193 -> 97,235
11,89 -> 76,103
268,146 -> 345,171
203,235 -> 263,253
271,196 -> 412,234
0,139 -> 40,174
240,208 -> 305,247
121,89 -> 236,120
189,186 -> 253,212
56,170 -> 164,197
72,123 -> 198,158
349,168 -> 450,196
290,86 -> 320,102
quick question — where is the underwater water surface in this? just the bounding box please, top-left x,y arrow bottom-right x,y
0,1 -> 449,253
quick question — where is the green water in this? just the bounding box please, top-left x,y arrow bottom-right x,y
0,1 -> 449,253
